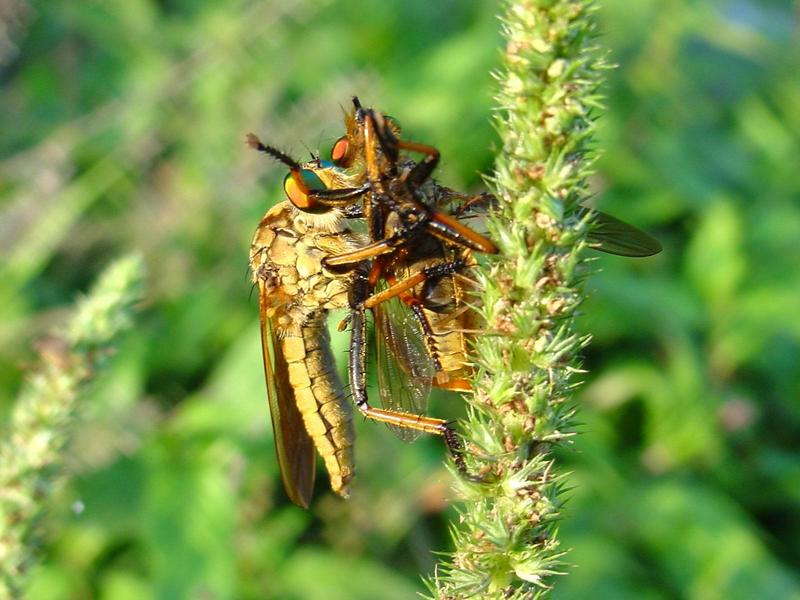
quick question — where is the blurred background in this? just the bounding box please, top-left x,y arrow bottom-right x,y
1,0 -> 798,598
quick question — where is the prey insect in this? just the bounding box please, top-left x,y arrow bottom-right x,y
306,101 -> 501,448
311,97 -> 662,424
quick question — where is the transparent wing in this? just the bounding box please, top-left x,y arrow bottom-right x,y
374,289 -> 435,442
258,283 -> 315,508
433,189 -> 663,259
585,209 -> 663,257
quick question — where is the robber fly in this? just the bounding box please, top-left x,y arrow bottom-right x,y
249,99 -> 661,506
247,134 -> 364,507
247,131 -> 482,505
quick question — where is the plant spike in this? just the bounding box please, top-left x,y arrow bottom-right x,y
0,255 -> 145,597
432,0 -> 607,597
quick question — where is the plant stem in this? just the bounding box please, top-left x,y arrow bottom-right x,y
0,254 -> 145,598
433,1 -> 606,597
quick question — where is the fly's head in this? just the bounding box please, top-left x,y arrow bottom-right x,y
247,133 -> 341,217
330,97 -> 401,177
247,132 -> 362,237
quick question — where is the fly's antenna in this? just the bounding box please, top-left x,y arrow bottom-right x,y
299,139 -> 317,161
246,133 -> 301,171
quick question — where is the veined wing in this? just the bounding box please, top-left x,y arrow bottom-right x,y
258,282 -> 315,508
432,189 -> 662,259
374,289 -> 435,442
585,209 -> 662,257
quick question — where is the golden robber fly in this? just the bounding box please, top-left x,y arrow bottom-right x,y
247,132 -> 486,506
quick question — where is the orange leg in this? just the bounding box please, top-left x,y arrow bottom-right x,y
362,259 -> 466,310
426,211 -> 498,254
322,237 -> 400,269
347,289 -> 467,473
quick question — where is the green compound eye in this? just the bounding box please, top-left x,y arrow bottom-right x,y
283,169 -> 328,213
299,169 -> 325,190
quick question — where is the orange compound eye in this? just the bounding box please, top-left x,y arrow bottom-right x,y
331,136 -> 349,165
283,169 -> 329,214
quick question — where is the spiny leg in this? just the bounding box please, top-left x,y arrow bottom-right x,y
347,271 -> 468,473
422,210 -> 498,254
362,259 -> 467,310
322,213 -> 429,270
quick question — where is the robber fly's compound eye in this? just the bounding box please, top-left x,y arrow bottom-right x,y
330,136 -> 349,166
283,169 -> 329,214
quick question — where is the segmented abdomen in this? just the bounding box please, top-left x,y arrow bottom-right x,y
280,311 -> 355,496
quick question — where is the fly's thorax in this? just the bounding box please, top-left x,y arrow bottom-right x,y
250,201 -> 364,314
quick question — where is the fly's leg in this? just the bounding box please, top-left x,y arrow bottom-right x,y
347,271 -> 469,474
403,299 -> 442,372
424,210 -> 498,254
361,259 -> 467,310
323,236 -> 410,271
322,213 -> 428,270
308,184 -> 370,207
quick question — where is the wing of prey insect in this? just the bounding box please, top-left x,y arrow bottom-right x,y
258,283 -> 315,508
374,292 -> 435,442
585,209 -> 663,257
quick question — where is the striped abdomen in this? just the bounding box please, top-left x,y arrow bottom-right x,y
280,311 -> 355,496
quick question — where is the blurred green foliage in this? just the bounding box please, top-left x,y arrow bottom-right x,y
1,0 -> 798,598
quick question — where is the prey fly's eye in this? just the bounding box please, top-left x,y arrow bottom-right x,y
331,136 -> 349,165
283,169 -> 328,213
